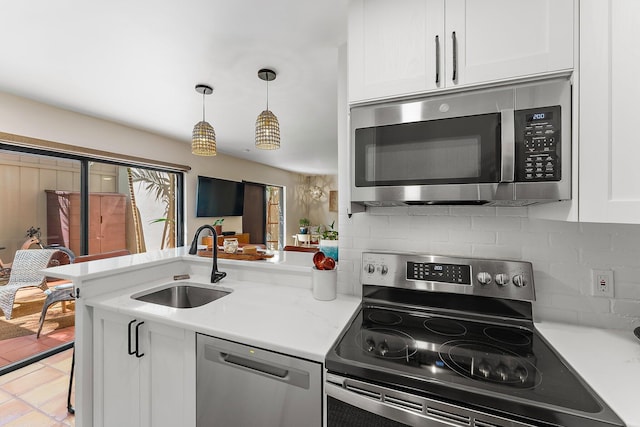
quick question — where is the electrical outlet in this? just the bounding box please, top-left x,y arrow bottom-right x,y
591,269 -> 614,297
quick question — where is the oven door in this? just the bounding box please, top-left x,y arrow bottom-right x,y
326,374 -> 537,427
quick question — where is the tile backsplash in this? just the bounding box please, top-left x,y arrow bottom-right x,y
336,206 -> 640,330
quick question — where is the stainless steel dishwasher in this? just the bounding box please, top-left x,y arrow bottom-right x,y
196,333 -> 322,427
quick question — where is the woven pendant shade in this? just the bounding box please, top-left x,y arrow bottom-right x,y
255,68 -> 281,150
192,120 -> 216,156
255,110 -> 280,150
192,84 -> 217,156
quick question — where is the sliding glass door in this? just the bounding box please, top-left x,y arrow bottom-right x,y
0,148 -> 81,370
0,145 -> 183,372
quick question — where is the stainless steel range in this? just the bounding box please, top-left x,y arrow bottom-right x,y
325,252 -> 624,427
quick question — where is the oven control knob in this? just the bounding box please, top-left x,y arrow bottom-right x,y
365,264 -> 375,274
365,337 -> 376,352
514,367 -> 527,383
476,272 -> 492,285
378,341 -> 389,356
477,362 -> 491,378
380,265 -> 389,275
495,364 -> 509,381
512,274 -> 526,287
495,274 -> 508,286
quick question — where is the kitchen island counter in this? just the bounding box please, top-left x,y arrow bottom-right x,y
45,247 -> 360,362
44,247 -> 359,427
87,274 -> 359,362
45,246 -> 316,282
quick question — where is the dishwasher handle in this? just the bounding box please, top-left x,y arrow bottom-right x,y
221,353 -> 288,378
204,344 -> 310,389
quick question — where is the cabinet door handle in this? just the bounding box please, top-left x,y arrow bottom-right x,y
435,35 -> 440,85
451,31 -> 458,83
135,321 -> 145,358
127,319 -> 136,356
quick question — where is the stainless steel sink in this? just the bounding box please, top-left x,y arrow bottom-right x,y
132,282 -> 231,308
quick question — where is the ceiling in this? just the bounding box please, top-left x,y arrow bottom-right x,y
0,0 -> 348,175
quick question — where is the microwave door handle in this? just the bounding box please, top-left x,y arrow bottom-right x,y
500,109 -> 515,183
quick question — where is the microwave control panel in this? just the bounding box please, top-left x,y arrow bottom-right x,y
515,105 -> 561,182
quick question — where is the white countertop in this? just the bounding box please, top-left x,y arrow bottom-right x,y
44,246 -> 315,281
536,321 -> 640,427
85,273 -> 360,363
45,246 -> 360,361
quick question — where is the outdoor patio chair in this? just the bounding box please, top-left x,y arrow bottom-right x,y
36,249 -> 131,338
0,249 -> 59,320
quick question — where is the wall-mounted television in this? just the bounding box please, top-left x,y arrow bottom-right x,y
196,176 -> 245,217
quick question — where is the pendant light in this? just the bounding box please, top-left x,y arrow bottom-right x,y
255,68 -> 281,150
192,84 -> 217,156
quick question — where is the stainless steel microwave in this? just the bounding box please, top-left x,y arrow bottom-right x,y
350,79 -> 571,207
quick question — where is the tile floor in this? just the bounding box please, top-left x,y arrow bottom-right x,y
0,348 -> 74,426
0,327 -> 75,369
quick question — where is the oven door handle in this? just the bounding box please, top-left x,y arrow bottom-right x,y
326,374 -> 536,427
326,382 -> 425,425
500,109 -> 515,183
326,376 -> 432,426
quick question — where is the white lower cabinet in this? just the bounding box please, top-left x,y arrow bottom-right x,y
93,308 -> 196,427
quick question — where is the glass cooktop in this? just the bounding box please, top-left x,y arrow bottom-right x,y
326,305 -> 617,425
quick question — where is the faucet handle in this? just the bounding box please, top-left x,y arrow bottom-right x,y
212,271 -> 227,283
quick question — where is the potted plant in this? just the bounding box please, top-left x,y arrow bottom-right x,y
319,221 -> 338,261
212,218 -> 224,235
200,219 -> 224,248
299,218 -> 310,234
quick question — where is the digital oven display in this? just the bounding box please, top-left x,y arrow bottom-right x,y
526,111 -> 553,122
407,262 -> 471,285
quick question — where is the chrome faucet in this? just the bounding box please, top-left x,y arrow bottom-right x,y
188,225 -> 227,283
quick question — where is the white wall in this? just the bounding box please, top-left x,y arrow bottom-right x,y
0,91 -> 308,246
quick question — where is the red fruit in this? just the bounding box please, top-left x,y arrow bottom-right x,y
321,257 -> 336,270
313,251 -> 326,269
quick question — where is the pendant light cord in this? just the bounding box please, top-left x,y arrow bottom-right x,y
202,92 -> 206,121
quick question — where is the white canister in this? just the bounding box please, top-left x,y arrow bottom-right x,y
311,266 -> 337,301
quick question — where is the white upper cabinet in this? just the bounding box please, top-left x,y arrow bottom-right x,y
447,0 -> 574,89
578,0 -> 640,223
348,0 -> 574,103
348,0 -> 442,102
